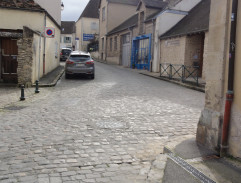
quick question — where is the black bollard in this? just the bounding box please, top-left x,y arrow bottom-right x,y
20,85 -> 25,101
35,80 -> 40,93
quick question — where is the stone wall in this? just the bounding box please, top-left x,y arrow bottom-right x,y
17,27 -> 34,86
196,0 -> 232,153
184,34 -> 204,66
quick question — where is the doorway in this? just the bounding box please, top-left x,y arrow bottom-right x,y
0,38 -> 18,83
121,33 -> 131,67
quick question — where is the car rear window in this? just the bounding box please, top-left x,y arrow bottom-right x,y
70,55 -> 91,61
62,49 -> 71,55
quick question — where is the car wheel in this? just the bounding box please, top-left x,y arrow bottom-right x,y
90,74 -> 95,79
65,73 -> 70,79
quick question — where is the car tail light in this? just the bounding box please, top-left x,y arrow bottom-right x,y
60,52 -> 62,55
86,60 -> 94,65
66,60 -> 74,64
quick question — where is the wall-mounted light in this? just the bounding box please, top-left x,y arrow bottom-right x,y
61,2 -> 64,11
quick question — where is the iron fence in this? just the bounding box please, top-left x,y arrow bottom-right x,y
160,63 -> 200,86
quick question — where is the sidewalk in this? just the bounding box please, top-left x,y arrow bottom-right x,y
162,135 -> 241,183
0,65 -> 64,108
95,59 -> 205,93
33,65 -> 65,87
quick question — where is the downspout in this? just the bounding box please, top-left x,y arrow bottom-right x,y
220,0 -> 238,157
43,12 -> 47,75
151,18 -> 155,72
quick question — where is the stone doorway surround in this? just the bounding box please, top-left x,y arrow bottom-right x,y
0,27 -> 35,86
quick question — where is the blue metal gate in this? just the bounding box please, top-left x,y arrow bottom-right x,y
131,34 -> 152,70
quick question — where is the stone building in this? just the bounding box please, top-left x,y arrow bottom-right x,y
99,0 -> 139,61
60,21 -> 76,50
76,0 -> 100,52
106,0 -> 169,68
0,0 -> 61,85
196,0 -> 241,159
105,0 -> 204,71
159,0 -> 210,81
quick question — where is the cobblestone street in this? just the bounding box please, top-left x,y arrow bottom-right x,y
0,62 -> 204,183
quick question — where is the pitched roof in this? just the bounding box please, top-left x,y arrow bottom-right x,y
61,21 -> 76,34
107,13 -> 138,35
108,0 -> 139,6
0,0 -> 44,11
79,0 -> 100,19
141,0 -> 168,9
160,0 -> 211,39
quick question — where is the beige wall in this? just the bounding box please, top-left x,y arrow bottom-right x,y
99,0 -> 137,60
76,17 -> 99,51
106,29 -> 134,65
32,33 -> 44,83
0,8 -> 45,31
160,37 -> 186,65
107,3 -> 137,32
34,0 -> 61,25
44,17 -> 61,75
196,0 -> 233,156
0,8 -> 60,84
184,34 -> 203,66
228,2 -> 241,157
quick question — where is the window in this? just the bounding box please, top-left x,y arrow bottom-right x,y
64,37 -> 71,43
91,22 -> 97,30
114,36 -> 117,50
110,38 -> 112,51
69,55 -> 90,61
102,7 -> 106,21
122,34 -> 130,44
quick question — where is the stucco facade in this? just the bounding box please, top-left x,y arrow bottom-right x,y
0,2 -> 61,85
76,17 -> 99,51
99,0 -> 137,60
196,0 -> 241,158
159,33 -> 208,80
34,0 -> 61,25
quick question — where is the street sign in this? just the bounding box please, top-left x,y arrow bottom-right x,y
83,34 -> 94,41
45,27 -> 55,38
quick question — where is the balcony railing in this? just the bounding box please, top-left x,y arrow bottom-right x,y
160,63 -> 200,86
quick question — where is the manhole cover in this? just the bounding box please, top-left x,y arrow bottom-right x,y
96,121 -> 127,129
4,106 -> 27,111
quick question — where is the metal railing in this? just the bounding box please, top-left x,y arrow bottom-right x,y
160,63 -> 200,86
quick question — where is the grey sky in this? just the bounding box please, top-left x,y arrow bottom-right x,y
61,0 -> 89,21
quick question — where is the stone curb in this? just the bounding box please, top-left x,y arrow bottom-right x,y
32,67 -> 65,87
139,73 -> 205,93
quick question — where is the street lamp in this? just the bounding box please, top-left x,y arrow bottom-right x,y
61,2 -> 64,11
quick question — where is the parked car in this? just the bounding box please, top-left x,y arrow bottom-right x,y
60,48 -> 72,61
65,51 -> 95,79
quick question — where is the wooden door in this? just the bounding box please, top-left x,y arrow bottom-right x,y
1,38 -> 18,83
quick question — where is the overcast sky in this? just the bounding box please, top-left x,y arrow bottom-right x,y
61,0 -> 89,21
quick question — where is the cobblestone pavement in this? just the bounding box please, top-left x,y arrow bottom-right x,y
0,62 -> 204,183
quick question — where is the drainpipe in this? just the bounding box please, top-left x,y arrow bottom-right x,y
43,12 -> 47,75
220,0 -> 238,157
151,19 -> 155,72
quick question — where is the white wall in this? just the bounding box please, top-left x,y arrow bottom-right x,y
34,0 -> 61,25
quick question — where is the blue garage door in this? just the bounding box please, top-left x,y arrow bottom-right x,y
131,34 -> 152,70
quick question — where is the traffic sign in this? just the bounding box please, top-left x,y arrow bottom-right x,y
45,27 -> 55,38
